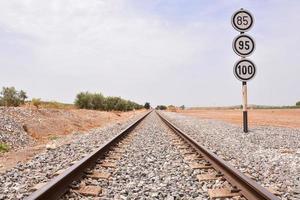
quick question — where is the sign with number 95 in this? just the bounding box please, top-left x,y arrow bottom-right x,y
232,34 -> 255,57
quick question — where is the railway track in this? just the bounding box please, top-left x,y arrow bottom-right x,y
25,110 -> 280,200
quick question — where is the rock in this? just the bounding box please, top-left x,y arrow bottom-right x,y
46,144 -> 56,150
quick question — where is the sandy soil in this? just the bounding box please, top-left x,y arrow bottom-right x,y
0,108 -> 145,172
176,109 -> 300,129
23,108 -> 142,142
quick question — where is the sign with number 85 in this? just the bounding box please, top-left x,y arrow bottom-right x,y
231,9 -> 254,32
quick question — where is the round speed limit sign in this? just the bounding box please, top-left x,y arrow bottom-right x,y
232,34 -> 255,57
233,59 -> 256,81
231,9 -> 254,32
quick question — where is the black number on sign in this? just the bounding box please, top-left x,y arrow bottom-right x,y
248,65 -> 253,74
238,41 -> 243,50
243,16 -> 249,25
237,65 -> 253,75
236,15 -> 249,26
238,40 -> 250,50
245,41 -> 250,50
237,16 -> 243,25
242,65 -> 247,74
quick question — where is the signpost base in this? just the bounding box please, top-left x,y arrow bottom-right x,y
242,81 -> 248,133
243,110 -> 248,133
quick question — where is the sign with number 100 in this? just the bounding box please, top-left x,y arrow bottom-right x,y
231,9 -> 254,32
233,59 -> 256,82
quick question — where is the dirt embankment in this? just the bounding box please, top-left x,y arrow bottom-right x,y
0,107 -> 143,144
176,109 -> 300,128
22,108 -> 140,142
0,107 -> 144,171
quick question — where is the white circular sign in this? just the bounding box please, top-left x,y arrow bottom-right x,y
231,9 -> 254,32
232,34 -> 255,57
233,59 -> 256,81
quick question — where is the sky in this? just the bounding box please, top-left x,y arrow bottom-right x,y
0,0 -> 299,107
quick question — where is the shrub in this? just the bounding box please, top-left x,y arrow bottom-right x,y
0,87 -> 27,107
168,105 -> 177,112
296,101 -> 300,106
104,96 -> 121,111
91,93 -> 105,110
180,105 -> 185,110
74,92 -> 94,109
19,90 -> 28,104
32,98 -> 42,109
156,105 -> 167,110
0,143 -> 9,153
144,102 -> 150,109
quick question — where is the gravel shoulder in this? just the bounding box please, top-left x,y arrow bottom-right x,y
163,111 -> 300,200
0,111 -> 145,200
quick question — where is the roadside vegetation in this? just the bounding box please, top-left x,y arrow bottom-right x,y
0,143 -> 9,153
144,102 -> 150,109
36,101 -> 74,109
74,92 -> 143,111
156,105 -> 167,110
0,87 -> 27,107
31,98 -> 42,109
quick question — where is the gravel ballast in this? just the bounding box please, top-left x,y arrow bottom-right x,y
0,107 -> 33,150
100,112 -> 204,199
63,112 -> 243,200
0,112 -> 145,200
162,111 -> 300,200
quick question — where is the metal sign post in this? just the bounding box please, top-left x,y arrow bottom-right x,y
231,8 -> 256,133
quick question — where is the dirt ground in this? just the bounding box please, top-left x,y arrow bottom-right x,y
177,109 -> 300,129
23,108 -> 143,142
0,108 -> 145,172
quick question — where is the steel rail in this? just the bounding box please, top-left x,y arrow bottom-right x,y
157,111 -> 280,200
25,110 -> 152,200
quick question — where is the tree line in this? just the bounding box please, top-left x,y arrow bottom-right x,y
2,86 -> 300,110
0,87 -> 145,111
74,92 -> 144,111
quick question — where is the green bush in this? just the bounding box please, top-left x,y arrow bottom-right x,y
156,105 -> 167,110
296,101 -> 300,106
0,87 -> 27,107
0,143 -> 9,153
75,92 -> 143,111
144,102 -> 150,109
75,92 -> 93,109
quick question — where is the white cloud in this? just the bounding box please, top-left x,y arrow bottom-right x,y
0,0 -> 299,106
